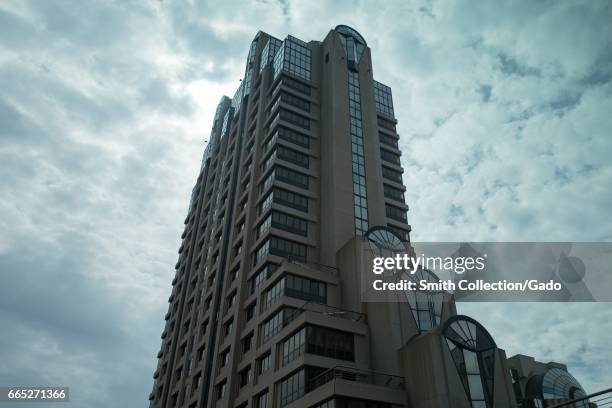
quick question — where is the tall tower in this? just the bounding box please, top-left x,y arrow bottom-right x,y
149,26 -> 525,408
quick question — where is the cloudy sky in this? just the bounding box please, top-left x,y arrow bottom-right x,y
1,0 -> 611,406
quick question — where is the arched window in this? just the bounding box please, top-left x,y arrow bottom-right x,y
442,316 -> 497,408
366,226 -> 408,273
335,25 -> 367,70
402,268 -> 443,332
367,227 -> 443,332
335,25 -> 367,45
366,226 -> 407,253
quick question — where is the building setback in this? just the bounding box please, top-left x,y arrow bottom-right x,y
149,26 -> 590,408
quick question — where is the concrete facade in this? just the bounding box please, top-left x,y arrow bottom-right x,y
148,26 -> 588,408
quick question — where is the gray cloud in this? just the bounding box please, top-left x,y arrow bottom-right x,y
0,0 -> 611,405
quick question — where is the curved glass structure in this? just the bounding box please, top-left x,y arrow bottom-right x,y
335,25 -> 367,45
402,268 -> 443,332
525,368 -> 588,408
335,25 -> 367,69
443,316 -> 496,408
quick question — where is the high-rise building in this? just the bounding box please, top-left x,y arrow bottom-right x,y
148,26 -> 589,408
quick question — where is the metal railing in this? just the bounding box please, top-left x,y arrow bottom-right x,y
549,387 -> 612,407
309,366 -> 405,391
297,301 -> 366,323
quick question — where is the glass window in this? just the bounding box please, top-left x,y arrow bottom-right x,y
257,213 -> 273,238
281,325 -> 354,366
263,273 -> 324,309
540,367 -> 588,406
240,366 -> 252,387
285,274 -> 326,303
278,108 -> 310,130
279,91 -> 311,112
255,390 -> 269,408
380,148 -> 401,165
255,237 -> 307,264
377,117 -> 396,131
274,187 -> 309,212
276,126 -> 310,148
243,332 -> 254,353
245,302 -> 256,321
373,80 -> 395,117
243,68 -> 253,98
260,170 -> 275,194
305,326 -> 354,361
379,132 -> 399,148
260,37 -> 282,74
281,327 -> 306,366
268,165 -> 309,189
272,211 -> 308,236
386,224 -> 410,241
224,319 -> 234,337
278,367 -> 326,407
465,349 -> 479,373
347,70 -> 368,235
385,204 -> 408,223
443,316 -> 497,408
279,369 -> 305,406
200,320 -> 208,337
197,345 -> 205,361
261,150 -> 277,172
383,184 -> 405,202
282,77 -> 311,96
230,264 -> 240,281
261,307 -> 300,343
226,291 -> 236,309
277,145 -> 309,168
264,146 -> 310,171
219,349 -> 230,368
250,263 -> 278,293
273,36 -> 312,81
264,277 -> 285,309
258,190 -> 274,215
255,240 -> 271,265
267,236 -> 308,262
258,352 -> 271,374
468,373 -> 485,400
221,106 -> 234,139
216,380 -> 226,400
311,398 -> 340,408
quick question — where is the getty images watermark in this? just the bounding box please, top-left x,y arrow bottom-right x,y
362,242 -> 612,302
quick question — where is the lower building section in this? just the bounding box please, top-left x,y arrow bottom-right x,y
400,316 -> 517,408
151,227 -> 592,408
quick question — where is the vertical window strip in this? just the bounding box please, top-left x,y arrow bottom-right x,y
348,71 -> 368,235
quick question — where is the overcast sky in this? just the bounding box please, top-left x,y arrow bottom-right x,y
1,0 -> 611,406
